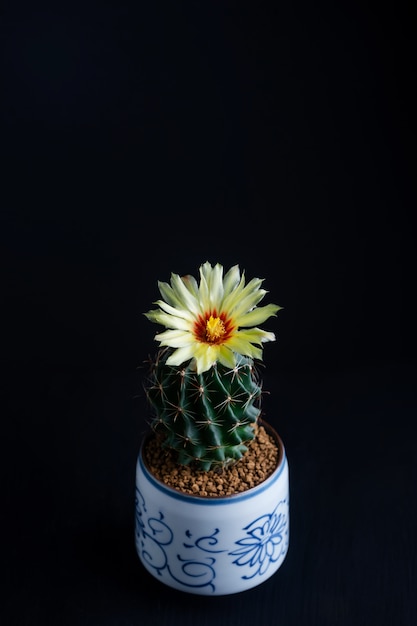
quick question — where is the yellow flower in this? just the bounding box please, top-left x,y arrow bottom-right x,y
144,261 -> 282,374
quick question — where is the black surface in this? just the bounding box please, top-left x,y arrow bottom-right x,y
2,2 -> 416,625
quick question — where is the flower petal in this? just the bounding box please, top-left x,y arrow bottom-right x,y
145,309 -> 191,329
152,299 -> 195,322
180,273 -> 200,298
169,272 -> 201,316
226,335 -> 264,360
236,304 -> 282,327
226,287 -> 268,319
193,343 -> 220,373
235,328 -> 277,345
216,345 -> 238,369
154,329 -> 194,347
165,345 -> 197,367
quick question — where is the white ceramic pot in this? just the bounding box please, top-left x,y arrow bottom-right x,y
134,421 -> 289,595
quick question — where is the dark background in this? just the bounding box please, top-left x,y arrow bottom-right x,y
1,2 -> 416,625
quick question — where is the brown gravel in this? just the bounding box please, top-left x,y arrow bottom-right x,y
143,423 -> 280,497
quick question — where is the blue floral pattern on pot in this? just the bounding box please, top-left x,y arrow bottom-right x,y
136,486 -> 226,592
230,501 -> 289,579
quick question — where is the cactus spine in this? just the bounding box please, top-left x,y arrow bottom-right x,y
145,348 -> 263,471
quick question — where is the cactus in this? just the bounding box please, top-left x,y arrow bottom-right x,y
143,261 -> 281,471
145,347 -> 263,470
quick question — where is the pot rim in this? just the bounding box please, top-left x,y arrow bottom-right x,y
138,419 -> 286,505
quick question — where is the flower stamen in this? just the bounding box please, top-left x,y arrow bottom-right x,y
205,315 -> 226,343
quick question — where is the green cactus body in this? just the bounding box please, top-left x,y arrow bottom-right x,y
145,348 -> 263,471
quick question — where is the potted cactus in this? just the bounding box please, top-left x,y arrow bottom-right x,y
135,261 -> 290,595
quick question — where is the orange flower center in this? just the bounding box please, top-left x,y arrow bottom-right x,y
193,312 -> 234,344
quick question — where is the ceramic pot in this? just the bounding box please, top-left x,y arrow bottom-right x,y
134,421 -> 289,595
